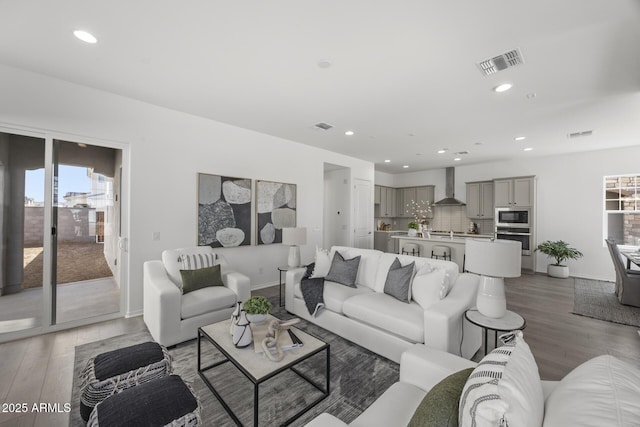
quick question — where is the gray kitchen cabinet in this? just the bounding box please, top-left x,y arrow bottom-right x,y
466,181 -> 494,218
374,185 -> 381,204
416,186 -> 434,206
494,177 -> 534,207
400,187 -> 416,217
378,186 -> 397,217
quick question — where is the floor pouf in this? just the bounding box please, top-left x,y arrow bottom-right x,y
87,375 -> 201,426
79,341 -> 172,421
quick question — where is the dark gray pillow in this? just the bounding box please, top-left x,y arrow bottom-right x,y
408,368 -> 474,427
384,258 -> 415,303
179,264 -> 223,294
325,251 -> 361,288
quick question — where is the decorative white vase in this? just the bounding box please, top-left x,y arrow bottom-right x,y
232,309 -> 253,348
548,264 -> 569,278
246,313 -> 267,324
408,229 -> 417,237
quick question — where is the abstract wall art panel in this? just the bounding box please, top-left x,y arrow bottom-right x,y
198,173 -> 252,247
256,180 -> 297,245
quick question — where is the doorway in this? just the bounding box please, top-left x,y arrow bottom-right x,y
0,129 -> 126,340
323,163 -> 351,248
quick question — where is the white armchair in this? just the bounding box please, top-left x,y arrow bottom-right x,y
143,246 -> 250,347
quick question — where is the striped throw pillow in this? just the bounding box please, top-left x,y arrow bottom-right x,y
179,252 -> 217,270
459,331 -> 544,427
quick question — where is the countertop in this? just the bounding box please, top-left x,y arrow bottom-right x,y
391,233 -> 494,244
374,230 -> 408,233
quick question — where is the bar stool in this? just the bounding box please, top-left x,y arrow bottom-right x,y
401,243 -> 421,257
431,245 -> 451,261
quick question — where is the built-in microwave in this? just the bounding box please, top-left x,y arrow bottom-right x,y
495,208 -> 530,228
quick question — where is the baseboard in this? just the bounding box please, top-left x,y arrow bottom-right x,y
251,281 -> 279,291
126,309 -> 143,318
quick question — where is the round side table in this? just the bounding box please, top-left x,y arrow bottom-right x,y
465,309 -> 526,355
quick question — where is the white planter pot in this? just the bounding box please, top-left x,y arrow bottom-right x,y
408,229 -> 417,237
246,313 -> 267,324
547,264 -> 569,278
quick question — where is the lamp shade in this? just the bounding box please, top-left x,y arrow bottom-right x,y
465,239 -> 522,278
282,227 -> 307,246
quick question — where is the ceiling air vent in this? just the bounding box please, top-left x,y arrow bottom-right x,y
568,130 -> 594,139
314,122 -> 334,131
477,48 -> 524,76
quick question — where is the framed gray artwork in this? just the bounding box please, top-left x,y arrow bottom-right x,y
198,173 -> 252,247
256,180 -> 297,245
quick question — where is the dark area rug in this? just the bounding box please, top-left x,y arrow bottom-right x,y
70,300 -> 398,426
573,278 -> 640,327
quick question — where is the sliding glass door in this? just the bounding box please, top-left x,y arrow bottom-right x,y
0,130 -> 124,340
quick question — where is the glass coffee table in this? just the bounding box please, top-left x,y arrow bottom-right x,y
198,315 -> 330,426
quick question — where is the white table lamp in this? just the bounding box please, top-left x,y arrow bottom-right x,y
465,238 -> 522,318
282,227 -> 307,268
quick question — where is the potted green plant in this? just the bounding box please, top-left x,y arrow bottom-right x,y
408,221 -> 419,237
243,296 -> 272,324
535,240 -> 583,278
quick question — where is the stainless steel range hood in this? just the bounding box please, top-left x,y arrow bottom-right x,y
434,167 -> 466,206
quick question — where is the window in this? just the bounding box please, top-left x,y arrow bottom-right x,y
605,174 -> 640,245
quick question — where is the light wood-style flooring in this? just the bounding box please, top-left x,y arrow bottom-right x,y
0,273 -> 638,426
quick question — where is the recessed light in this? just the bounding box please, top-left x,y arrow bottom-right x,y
77,143 -> 87,148
493,83 -> 512,93
344,130 -> 354,136
402,165 -> 409,169
437,149 -> 447,154
524,147 -> 533,151
384,159 -> 391,163
514,136 -> 526,141
453,157 -> 461,162
73,30 -> 97,44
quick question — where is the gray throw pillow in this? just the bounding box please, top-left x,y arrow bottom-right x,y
384,258 -> 415,303
179,264 -> 223,294
408,368 -> 474,427
325,251 -> 361,288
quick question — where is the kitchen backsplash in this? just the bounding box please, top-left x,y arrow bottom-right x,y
376,205 -> 495,234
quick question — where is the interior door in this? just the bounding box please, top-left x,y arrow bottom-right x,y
353,178 -> 373,249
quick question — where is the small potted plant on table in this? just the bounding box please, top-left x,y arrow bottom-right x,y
408,221 -> 419,237
243,296 -> 272,324
535,240 -> 583,278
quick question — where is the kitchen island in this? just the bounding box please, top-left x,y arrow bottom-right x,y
391,233 -> 493,271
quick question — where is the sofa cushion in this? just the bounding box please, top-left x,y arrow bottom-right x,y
326,251 -> 361,287
162,247 -> 220,290
408,368 -> 474,427
331,246 -> 382,290
459,331 -> 543,427
351,382 -> 427,427
543,355 -> 640,427
181,285 -> 237,319
412,265 -> 449,309
375,253 -> 459,293
179,264 -> 223,294
311,246 -> 331,278
384,258 -> 415,303
323,281 -> 373,314
343,293 -> 425,343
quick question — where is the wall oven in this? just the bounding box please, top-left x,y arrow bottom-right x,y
495,208 -> 531,228
496,226 -> 531,255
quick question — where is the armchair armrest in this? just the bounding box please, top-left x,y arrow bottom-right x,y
143,260 -> 182,346
223,271 -> 251,303
400,344 -> 477,392
422,273 -> 481,359
284,267 -> 306,312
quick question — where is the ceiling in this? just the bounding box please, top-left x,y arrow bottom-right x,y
1,1 -> 639,174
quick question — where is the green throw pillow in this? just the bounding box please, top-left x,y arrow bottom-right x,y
179,264 -> 223,294
408,368 -> 474,427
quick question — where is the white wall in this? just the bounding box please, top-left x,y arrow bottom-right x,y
0,64 -> 374,316
379,146 -> 640,281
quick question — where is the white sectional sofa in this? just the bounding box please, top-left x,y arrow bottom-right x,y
285,246 -> 481,363
307,344 -> 640,427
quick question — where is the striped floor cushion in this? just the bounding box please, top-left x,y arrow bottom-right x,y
87,375 -> 200,426
79,341 -> 172,421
